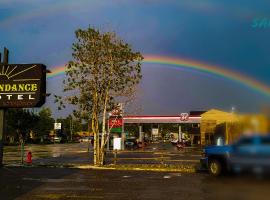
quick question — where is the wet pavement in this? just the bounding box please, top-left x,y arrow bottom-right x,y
2,143 -> 270,200
1,167 -> 270,200
3,142 -> 201,167
3,143 -> 92,165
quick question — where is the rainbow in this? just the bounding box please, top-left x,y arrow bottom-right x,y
47,55 -> 270,97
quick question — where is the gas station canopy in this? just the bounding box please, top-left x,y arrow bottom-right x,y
123,115 -> 201,124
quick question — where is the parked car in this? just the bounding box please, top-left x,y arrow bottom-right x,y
51,136 -> 62,143
200,134 -> 270,176
125,137 -> 138,149
79,136 -> 93,142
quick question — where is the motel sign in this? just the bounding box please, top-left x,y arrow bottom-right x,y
0,64 -> 47,108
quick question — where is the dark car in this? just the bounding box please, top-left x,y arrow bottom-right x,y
125,138 -> 138,150
200,134 -> 270,176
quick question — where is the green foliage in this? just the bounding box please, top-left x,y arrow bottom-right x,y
32,107 -> 54,137
5,107 -> 54,143
55,26 -> 143,165
4,107 -> 85,144
5,108 -> 39,141
56,115 -> 82,137
55,27 -> 143,121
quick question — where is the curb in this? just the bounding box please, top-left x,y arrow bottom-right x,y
4,163 -> 197,173
77,165 -> 197,173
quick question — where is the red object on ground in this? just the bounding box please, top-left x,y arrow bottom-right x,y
26,151 -> 32,164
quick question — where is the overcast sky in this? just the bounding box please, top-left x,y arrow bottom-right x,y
1,0 -> 270,117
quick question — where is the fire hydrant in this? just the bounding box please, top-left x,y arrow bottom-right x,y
26,151 -> 32,164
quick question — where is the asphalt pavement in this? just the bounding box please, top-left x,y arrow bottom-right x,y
3,142 -> 201,168
1,167 -> 270,200
1,143 -> 270,200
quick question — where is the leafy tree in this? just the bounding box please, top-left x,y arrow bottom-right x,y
6,109 -> 39,143
32,107 -> 54,140
5,108 -> 39,164
57,115 -> 82,141
56,27 -> 143,165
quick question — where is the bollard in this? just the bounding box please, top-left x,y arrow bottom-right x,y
26,151 -> 32,164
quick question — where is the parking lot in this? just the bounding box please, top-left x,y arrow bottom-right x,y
2,140 -> 270,200
1,167 -> 270,200
3,142 -> 201,168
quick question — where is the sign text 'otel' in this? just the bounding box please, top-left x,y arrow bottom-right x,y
0,64 -> 46,108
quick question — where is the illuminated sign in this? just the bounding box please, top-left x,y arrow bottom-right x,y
0,64 -> 46,108
54,123 -> 62,130
180,113 -> 189,121
109,118 -> 123,128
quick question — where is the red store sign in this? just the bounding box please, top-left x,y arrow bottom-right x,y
109,118 -> 123,128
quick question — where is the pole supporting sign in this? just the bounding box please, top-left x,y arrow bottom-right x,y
0,64 -> 46,108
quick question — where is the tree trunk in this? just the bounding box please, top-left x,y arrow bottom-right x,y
100,89 -> 109,165
93,113 -> 100,165
99,57 -> 112,166
92,91 -> 100,166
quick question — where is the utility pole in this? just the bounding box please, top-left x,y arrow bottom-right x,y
0,47 -> 9,167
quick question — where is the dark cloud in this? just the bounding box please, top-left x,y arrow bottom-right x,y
0,0 -> 270,117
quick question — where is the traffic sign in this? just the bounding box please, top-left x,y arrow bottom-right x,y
54,123 -> 61,130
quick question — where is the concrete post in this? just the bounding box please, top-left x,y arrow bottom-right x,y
178,125 -> 182,142
139,125 -> 143,142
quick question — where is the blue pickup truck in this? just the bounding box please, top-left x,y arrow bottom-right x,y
200,134 -> 270,176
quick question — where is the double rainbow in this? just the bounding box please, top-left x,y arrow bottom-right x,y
47,55 -> 270,97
